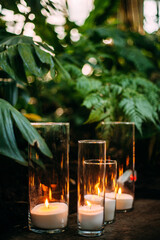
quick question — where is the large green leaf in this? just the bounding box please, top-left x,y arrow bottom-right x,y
0,35 -> 56,84
18,43 -> 48,77
34,45 -> 55,78
0,98 -> 52,165
0,35 -> 34,46
7,45 -> 28,83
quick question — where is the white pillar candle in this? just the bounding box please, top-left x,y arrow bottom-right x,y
116,193 -> 133,210
105,197 -> 116,222
78,205 -> 103,230
84,194 -> 103,205
31,202 -> 68,229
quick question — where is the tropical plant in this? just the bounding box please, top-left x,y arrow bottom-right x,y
0,0 -> 160,166
0,98 -> 52,165
0,35 -> 57,164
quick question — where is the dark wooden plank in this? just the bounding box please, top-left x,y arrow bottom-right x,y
1,199 -> 160,240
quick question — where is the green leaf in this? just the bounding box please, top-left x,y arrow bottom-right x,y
7,45 -> 28,83
82,93 -> 105,108
0,106 -> 27,165
119,97 -> 143,133
119,94 -> 158,134
34,45 -> 55,78
85,107 -> 108,124
0,35 -> 34,46
0,36 -> 56,84
54,57 -> 71,82
0,98 -> 52,165
76,76 -> 102,95
65,64 -> 82,79
18,43 -> 48,77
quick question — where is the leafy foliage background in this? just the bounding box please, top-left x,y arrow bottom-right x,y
0,0 -> 160,164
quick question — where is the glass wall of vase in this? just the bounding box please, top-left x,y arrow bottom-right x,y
98,122 -> 135,212
28,123 -> 69,233
77,140 -> 106,237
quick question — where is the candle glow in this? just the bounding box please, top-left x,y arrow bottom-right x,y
45,199 -> 49,208
98,188 -> 100,196
118,188 -> 122,195
86,200 -> 91,208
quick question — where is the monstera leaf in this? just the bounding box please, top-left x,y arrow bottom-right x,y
0,98 -> 52,166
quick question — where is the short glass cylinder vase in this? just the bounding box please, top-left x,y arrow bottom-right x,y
98,122 -> 135,212
77,140 -> 106,237
28,122 -> 69,233
104,160 -> 117,224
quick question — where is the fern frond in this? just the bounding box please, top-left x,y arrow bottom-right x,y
82,93 -> 106,109
119,97 -> 143,133
119,94 -> 158,133
76,76 -> 102,96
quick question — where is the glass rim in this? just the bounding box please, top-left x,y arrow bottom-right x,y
31,122 -> 69,126
84,160 -> 117,165
105,159 -> 117,165
78,140 -> 106,144
101,121 -> 135,125
84,159 -> 107,165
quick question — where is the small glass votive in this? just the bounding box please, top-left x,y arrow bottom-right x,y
77,140 -> 106,237
28,122 -> 69,233
104,160 -> 117,224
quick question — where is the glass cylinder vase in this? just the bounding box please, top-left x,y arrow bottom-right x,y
28,122 -> 69,233
98,122 -> 135,212
77,140 -> 106,237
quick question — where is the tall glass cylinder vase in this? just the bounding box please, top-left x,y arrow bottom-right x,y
28,123 -> 69,233
98,122 -> 135,212
77,140 -> 106,237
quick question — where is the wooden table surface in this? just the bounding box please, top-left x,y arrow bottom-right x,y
1,198 -> 160,240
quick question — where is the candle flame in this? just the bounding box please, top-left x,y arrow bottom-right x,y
86,200 -> 91,208
45,198 -> 49,208
118,188 -> 122,195
98,188 -> 100,196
